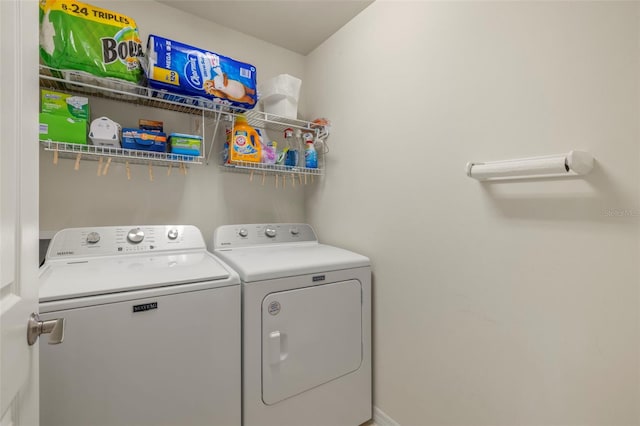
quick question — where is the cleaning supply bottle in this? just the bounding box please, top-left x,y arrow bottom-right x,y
284,127 -> 298,167
303,132 -> 317,168
274,141 -> 286,165
230,115 -> 261,163
261,134 -> 277,164
222,124 -> 232,163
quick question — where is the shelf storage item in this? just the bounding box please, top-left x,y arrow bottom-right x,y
39,65 -> 207,116
39,66 -> 328,176
40,65 -> 208,168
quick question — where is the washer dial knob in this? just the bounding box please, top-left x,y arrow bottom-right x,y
290,227 -> 299,236
86,232 -> 101,244
238,228 -> 248,238
265,226 -> 277,238
127,228 -> 144,244
167,228 -> 179,240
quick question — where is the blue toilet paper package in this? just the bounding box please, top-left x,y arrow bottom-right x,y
146,35 -> 257,109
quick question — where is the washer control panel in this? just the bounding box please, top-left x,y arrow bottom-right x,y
86,232 -> 101,244
126,227 -> 145,244
46,225 -> 206,260
213,223 -> 318,249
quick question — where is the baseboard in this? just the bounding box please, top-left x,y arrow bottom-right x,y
373,406 -> 400,426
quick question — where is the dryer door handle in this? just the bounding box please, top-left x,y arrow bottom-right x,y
268,331 -> 288,364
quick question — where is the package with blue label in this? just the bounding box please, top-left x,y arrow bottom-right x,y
146,35 -> 257,109
169,133 -> 202,156
122,128 -> 167,152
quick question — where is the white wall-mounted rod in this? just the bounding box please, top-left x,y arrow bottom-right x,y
466,150 -> 594,181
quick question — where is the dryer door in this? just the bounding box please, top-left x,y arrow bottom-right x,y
262,280 -> 362,405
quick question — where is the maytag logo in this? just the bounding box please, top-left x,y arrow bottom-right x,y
56,250 -> 74,256
185,52 -> 203,89
312,275 -> 325,282
133,302 -> 158,313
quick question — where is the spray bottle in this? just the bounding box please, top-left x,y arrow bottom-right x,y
303,132 -> 317,168
284,127 -> 298,167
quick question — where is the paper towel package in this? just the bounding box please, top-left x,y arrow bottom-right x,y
146,35 -> 257,110
39,0 -> 144,84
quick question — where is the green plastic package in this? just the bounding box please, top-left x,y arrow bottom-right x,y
39,0 -> 143,83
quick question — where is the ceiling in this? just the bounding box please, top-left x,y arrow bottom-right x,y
157,0 -> 374,55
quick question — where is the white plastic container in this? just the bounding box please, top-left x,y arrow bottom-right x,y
89,116 -> 121,147
259,74 -> 301,119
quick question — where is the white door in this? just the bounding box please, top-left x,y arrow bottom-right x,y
1,0 -> 40,425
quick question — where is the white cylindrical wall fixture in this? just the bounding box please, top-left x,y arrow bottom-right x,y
466,150 -> 594,180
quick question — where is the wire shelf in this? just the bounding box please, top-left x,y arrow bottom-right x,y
223,160 -> 323,176
39,66 -> 328,177
40,65 -> 211,116
40,140 -> 203,167
39,66 -> 322,133
243,111 -> 318,133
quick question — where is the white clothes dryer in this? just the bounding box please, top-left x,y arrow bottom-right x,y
39,225 -> 241,426
213,223 -> 371,426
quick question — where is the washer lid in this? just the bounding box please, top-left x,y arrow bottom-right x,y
39,251 -> 233,302
213,243 -> 370,282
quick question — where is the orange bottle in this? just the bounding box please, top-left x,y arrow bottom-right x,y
230,115 -> 261,163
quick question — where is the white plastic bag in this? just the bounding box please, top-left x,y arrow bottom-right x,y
259,74 -> 302,119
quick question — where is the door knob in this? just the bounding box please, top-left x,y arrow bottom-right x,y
27,313 -> 65,346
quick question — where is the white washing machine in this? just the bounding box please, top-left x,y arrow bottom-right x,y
212,223 -> 372,426
39,225 -> 241,426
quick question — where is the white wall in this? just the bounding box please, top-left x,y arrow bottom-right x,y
39,0 -> 308,244
305,2 -> 640,425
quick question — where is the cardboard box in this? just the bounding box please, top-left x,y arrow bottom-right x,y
41,90 -> 90,120
169,133 -> 202,156
139,119 -> 163,132
122,128 -> 167,152
39,113 -> 87,144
